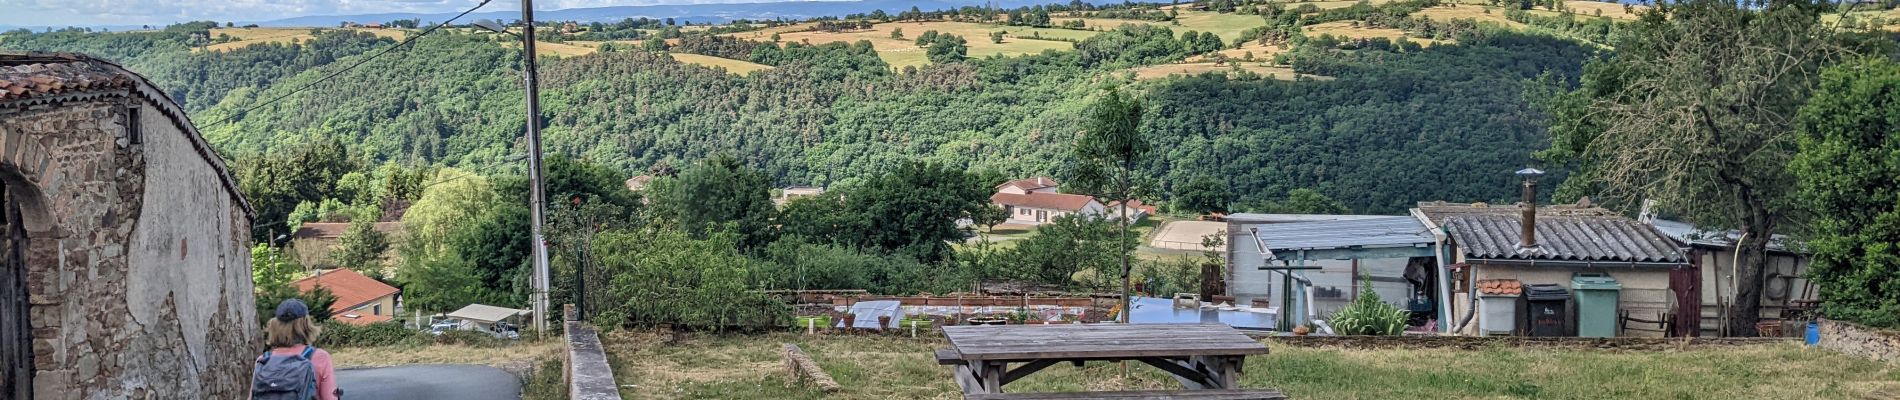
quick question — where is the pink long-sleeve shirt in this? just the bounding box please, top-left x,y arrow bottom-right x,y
257,344 -> 339,400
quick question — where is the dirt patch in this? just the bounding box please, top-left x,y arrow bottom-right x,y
1148,220 -> 1228,251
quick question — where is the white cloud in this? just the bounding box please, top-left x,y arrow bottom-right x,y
0,0 -> 732,27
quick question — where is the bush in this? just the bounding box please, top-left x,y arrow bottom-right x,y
1326,277 -> 1409,336
433,329 -> 507,348
315,321 -> 429,348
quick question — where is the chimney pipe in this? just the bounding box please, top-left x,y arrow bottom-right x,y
1516,168 -> 1545,250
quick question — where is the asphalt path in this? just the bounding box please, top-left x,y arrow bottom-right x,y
336,364 -> 519,400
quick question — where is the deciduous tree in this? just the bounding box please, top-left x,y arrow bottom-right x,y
1791,58 -> 1900,328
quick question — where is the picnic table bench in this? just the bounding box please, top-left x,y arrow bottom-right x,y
938,323 -> 1282,399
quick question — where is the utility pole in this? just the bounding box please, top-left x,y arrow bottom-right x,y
520,0 -> 552,334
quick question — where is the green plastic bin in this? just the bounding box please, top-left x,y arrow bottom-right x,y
1572,273 -> 1622,338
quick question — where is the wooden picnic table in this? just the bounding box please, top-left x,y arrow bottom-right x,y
937,323 -> 1278,399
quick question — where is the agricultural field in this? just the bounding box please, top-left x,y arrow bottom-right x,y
1412,5 -> 1528,28
1562,0 -> 1648,20
727,21 -> 1079,69
1824,6 -> 1900,31
669,53 -> 774,75
202,27 -> 405,52
1052,10 -> 1270,41
604,331 -> 1900,400
1303,21 -> 1444,45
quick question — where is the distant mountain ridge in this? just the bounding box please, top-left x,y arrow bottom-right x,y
253,0 -> 1115,27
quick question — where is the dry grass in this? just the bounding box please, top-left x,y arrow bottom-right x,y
1278,0 -> 1401,11
1412,5 -> 1528,28
202,27 -> 408,52
669,53 -> 774,75
1050,10 -> 1270,41
1562,0 -> 1647,20
326,340 -> 563,369
732,21 -> 1076,68
605,331 -> 1900,400
1303,21 -> 1444,46
1198,40 -> 1292,62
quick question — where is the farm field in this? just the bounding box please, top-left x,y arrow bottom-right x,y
1052,10 -> 1270,41
1562,0 -> 1648,20
1197,40 -> 1292,63
1303,20 -> 1444,45
1412,5 -> 1527,28
727,21 -> 1078,68
202,27 -> 405,52
604,332 -> 1900,400
669,53 -> 774,74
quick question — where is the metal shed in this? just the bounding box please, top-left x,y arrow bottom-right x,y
1225,216 -> 1437,330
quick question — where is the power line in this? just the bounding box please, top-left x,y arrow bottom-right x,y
200,0 -> 496,128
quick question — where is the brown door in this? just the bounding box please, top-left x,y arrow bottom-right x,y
1,184 -> 31,399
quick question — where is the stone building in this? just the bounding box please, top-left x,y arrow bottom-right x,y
1,53 -> 257,399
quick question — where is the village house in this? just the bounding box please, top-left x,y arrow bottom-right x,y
990,177 -> 1106,225
775,186 -> 825,207
1,52 -> 257,399
294,269 -> 402,326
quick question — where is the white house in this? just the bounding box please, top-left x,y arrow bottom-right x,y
990,177 -> 1106,225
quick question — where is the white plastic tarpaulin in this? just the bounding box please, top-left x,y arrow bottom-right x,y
446,304 -> 530,324
837,300 -> 904,330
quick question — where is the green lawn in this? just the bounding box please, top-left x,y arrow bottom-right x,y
604,331 -> 1900,400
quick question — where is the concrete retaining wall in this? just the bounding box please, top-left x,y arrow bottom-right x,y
1817,319 -> 1900,365
565,321 -> 621,400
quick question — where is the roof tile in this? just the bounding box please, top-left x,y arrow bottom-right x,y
292,269 -> 400,313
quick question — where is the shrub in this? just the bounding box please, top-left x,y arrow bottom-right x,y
315,321 -> 429,348
1326,276 -> 1409,335
433,329 -> 507,347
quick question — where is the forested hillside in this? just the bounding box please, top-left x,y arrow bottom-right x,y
2,2 -> 1595,214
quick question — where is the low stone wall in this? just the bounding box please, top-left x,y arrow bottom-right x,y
565,321 -> 622,400
1818,318 -> 1900,365
782,344 -> 841,393
1255,334 -> 1794,351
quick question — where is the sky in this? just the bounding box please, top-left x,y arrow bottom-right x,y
0,0 -> 770,28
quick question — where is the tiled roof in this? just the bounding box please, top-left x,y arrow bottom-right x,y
997,177 -> 1058,191
1477,279 -> 1523,295
332,313 -> 394,326
0,56 -> 135,101
293,269 -> 400,313
1,52 -> 253,217
992,192 -> 1098,211
1444,213 -> 1687,264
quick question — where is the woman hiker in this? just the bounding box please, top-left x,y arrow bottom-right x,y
252,299 -> 341,400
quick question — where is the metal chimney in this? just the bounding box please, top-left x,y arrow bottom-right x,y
1516,168 -> 1545,251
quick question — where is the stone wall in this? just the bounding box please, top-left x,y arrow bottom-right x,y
1817,318 -> 1900,365
1,97 -> 254,399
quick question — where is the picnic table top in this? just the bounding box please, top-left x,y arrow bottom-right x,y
940,323 -> 1270,361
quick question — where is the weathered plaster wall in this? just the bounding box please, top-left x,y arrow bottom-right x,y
1,99 -> 253,399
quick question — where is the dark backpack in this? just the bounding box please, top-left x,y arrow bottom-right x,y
252,346 -> 317,400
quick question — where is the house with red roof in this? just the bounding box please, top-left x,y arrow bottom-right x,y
990,177 -> 1106,225
293,269 -> 402,326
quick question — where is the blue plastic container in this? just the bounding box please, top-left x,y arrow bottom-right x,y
1804,321 -> 1820,345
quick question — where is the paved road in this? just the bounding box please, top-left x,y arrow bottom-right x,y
337,364 -> 519,400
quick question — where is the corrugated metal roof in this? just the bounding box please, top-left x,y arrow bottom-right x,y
1445,214 -> 1686,264
1243,216 -> 1434,251
1650,219 -> 1799,253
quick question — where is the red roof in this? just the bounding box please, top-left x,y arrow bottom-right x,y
997,177 -> 1059,192
292,269 -> 400,313
0,56 -> 135,101
992,192 -> 1098,211
331,313 -> 393,326
1477,279 -> 1523,296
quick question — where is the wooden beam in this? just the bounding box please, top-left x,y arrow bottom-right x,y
1000,359 -> 1060,386
1134,357 -> 1213,390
